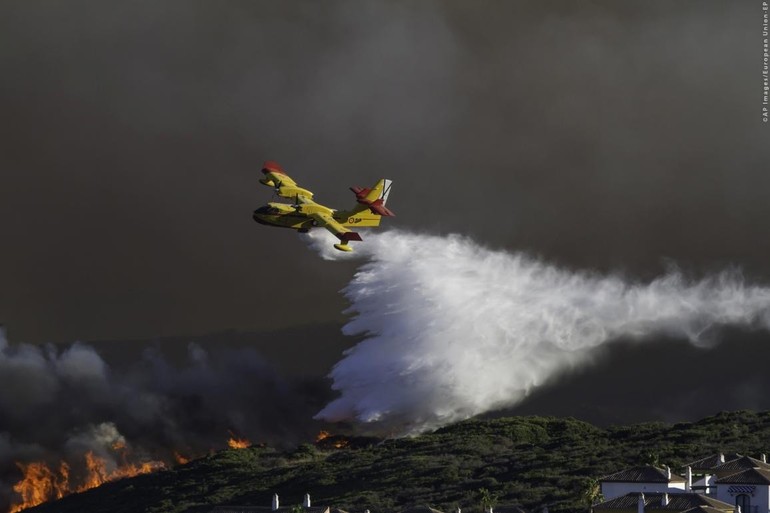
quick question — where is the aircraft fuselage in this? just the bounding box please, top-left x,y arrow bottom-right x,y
253,201 -> 383,231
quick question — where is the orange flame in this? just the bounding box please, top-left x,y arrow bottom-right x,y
10,461 -> 70,513
227,430 -> 251,449
77,452 -> 109,492
315,430 -> 349,449
174,452 -> 190,465
227,437 -> 251,449
9,450 -> 165,512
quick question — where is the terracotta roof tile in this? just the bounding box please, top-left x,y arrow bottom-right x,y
683,454 -> 742,472
600,466 -> 685,483
714,457 -> 770,475
715,468 -> 770,485
594,493 -> 732,511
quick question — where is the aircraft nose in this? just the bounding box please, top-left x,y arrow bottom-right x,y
252,210 -> 267,225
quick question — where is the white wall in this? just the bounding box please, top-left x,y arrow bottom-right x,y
715,483 -> 770,513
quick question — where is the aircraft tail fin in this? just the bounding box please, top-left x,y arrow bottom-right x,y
350,179 -> 395,217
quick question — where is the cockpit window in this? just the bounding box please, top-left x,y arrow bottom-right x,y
257,206 -> 283,215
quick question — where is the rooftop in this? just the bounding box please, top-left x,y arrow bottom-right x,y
713,456 -> 770,475
594,493 -> 733,512
600,466 -> 686,484
683,454 -> 742,472
715,468 -> 770,485
212,509 -> 329,513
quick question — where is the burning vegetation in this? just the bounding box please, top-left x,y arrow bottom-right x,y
9,450 -> 164,513
6,431 -> 249,512
10,462 -> 70,513
7,429 -> 365,512
314,431 -> 352,450
227,431 -> 252,450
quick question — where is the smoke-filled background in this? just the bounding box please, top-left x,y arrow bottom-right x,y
1,0 -> 770,507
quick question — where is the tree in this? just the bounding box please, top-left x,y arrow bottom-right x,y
580,477 -> 603,507
479,487 -> 499,512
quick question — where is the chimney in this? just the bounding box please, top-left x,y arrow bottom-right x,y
457,508 -> 461,513
638,493 -> 645,513
485,507 -> 493,513
737,506 -> 742,513
762,454 -> 767,464
304,494 -> 311,508
272,493 -> 279,511
686,466 -> 693,492
661,494 -> 669,507
666,466 -> 672,480
719,453 -> 725,464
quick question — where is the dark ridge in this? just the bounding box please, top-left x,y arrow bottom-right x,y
23,410 -> 770,513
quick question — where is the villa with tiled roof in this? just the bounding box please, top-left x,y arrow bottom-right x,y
592,492 -> 733,513
714,468 -> 770,513
713,457 -> 770,479
681,507 -> 733,513
600,466 -> 687,500
683,454 -> 743,494
677,453 -> 770,496
594,453 -> 770,513
678,455 -> 770,503
686,455 -> 743,473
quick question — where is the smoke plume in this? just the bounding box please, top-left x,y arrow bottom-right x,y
307,230 -> 770,434
0,328 -> 326,510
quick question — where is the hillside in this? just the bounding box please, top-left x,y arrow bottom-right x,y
24,410 -> 770,513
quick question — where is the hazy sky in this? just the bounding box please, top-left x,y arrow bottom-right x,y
1,0 -> 768,345
0,6 -> 770,500
3,4 -> 770,507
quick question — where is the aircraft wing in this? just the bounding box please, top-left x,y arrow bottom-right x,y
310,212 -> 363,243
260,161 -> 314,200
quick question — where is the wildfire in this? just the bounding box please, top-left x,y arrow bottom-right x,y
77,451 -> 164,492
10,461 -> 69,513
174,452 -> 190,465
314,431 -> 350,449
227,436 -> 251,450
9,450 -> 165,512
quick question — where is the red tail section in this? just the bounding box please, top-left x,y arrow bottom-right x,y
262,161 -> 286,175
350,186 -> 395,217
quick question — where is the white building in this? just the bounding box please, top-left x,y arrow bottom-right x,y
684,454 -> 742,494
715,468 -> 770,513
600,466 -> 688,500
591,491 -> 734,513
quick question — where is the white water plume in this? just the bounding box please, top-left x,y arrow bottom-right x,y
308,229 -> 770,434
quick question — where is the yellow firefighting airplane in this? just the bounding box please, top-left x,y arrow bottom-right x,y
253,161 -> 394,252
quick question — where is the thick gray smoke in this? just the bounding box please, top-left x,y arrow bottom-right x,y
306,230 -> 770,434
0,328 -> 325,510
